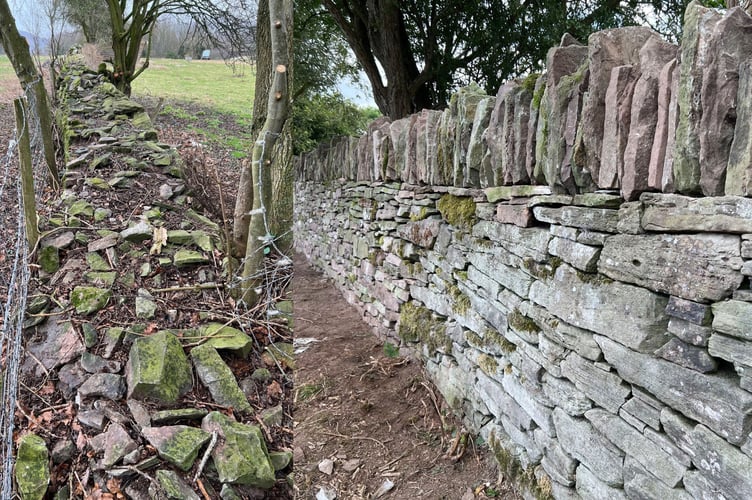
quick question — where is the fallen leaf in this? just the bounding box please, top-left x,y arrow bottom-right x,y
38,380 -> 55,396
267,380 -> 283,399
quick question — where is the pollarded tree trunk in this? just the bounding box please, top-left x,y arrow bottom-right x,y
0,0 -> 59,188
240,0 -> 290,305
233,0 -> 271,255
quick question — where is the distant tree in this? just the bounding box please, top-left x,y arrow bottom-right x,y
293,93 -> 376,154
319,0 -> 692,119
86,0 -> 256,96
0,0 -> 59,186
61,0 -> 111,44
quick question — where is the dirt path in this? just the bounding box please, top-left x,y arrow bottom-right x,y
292,253 -> 517,499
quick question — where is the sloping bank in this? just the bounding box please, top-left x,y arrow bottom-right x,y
14,59 -> 292,498
295,3 -> 752,499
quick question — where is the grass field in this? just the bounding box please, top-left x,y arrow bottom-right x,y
131,58 -> 255,118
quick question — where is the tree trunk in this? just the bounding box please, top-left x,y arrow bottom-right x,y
322,0 -> 433,119
233,0 -> 271,255
240,0 -> 290,305
0,0 -> 59,188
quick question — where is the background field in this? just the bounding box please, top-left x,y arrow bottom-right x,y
132,58 -> 255,118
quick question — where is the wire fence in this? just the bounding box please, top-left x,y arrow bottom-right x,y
0,82 -> 48,499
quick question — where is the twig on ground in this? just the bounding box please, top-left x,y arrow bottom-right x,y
194,431 -> 218,483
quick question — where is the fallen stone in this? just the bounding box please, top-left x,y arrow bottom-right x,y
270,450 -> 292,471
77,373 -> 126,401
152,470 -> 200,500
86,252 -> 111,271
15,434 -> 49,500
135,288 -> 157,319
201,411 -> 275,488
596,335 -> 752,445
120,221 -> 153,242
598,233 -> 743,302
80,352 -> 121,374
70,286 -> 111,315
260,405 -> 284,427
89,422 -> 138,469
51,439 -> 76,464
173,249 -> 209,267
127,399 -> 151,428
142,425 -> 211,470
201,323 -> 253,357
23,321 -> 84,377
191,344 -> 252,413
150,409 -> 209,426
126,330 -> 193,403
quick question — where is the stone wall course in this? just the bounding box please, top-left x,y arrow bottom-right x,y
294,9 -> 752,498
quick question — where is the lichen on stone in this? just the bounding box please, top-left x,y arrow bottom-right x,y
398,301 -> 449,354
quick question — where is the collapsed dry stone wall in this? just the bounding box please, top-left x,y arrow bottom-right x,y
295,3 -> 752,499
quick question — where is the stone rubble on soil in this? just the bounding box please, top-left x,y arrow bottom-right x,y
15,60 -> 291,498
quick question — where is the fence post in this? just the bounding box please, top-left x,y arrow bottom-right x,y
13,97 -> 39,249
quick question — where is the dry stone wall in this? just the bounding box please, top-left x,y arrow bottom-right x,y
295,3 -> 752,499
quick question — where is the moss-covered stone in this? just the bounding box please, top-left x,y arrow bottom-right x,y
201,411 -> 275,488
68,199 -> 94,218
262,342 -> 294,370
85,251 -> 111,271
269,450 -> 293,471
191,344 -> 252,413
70,286 -> 111,315
398,301 -> 449,354
508,309 -> 541,334
84,271 -> 117,286
142,425 -> 211,471
173,249 -> 209,267
153,470 -> 200,500
202,323 -> 253,357
126,330 -> 193,403
15,433 -> 49,500
38,246 -> 60,273
478,353 -> 499,376
437,194 -> 476,229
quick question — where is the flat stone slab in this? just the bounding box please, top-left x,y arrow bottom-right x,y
15,434 -> 49,500
191,344 -> 252,413
599,233 -> 743,302
126,330 -> 193,403
202,323 -> 253,357
529,264 -> 669,352
596,335 -> 752,445
70,286 -> 111,315
201,411 -> 275,488
142,425 -> 211,470
640,193 -> 752,233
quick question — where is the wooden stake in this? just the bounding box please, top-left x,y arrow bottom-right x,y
13,98 -> 39,249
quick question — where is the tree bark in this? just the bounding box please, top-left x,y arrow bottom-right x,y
0,0 -> 59,188
321,0 -> 433,118
233,0 -> 271,254
239,0 -> 290,304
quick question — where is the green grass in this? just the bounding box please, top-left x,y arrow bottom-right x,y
131,58 -> 255,118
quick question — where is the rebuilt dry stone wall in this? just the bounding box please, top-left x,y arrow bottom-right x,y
295,3 -> 752,499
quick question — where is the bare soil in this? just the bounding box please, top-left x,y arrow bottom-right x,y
293,253 -> 520,499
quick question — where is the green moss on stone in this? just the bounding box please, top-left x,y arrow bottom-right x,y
409,206 -> 430,221
508,309 -> 541,334
521,73 -> 540,93
437,194 -> 476,229
398,301 -> 449,354
478,353 -> 499,375
15,434 -> 49,500
70,286 -> 111,315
